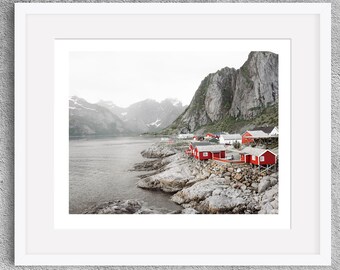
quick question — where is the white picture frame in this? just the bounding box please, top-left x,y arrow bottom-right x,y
15,3 -> 331,266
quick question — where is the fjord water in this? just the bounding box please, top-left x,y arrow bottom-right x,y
69,137 -> 182,214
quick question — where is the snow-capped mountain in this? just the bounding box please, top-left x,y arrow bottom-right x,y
97,100 -> 128,120
147,118 -> 162,128
69,96 -> 129,136
96,98 -> 187,133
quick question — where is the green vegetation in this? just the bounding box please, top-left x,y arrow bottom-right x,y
207,138 -> 219,144
187,76 -> 210,113
240,65 -> 250,79
240,65 -> 253,87
199,103 -> 278,134
159,121 -> 185,135
233,141 -> 241,149
159,103 -> 278,135
203,116 -> 251,133
252,103 -> 278,127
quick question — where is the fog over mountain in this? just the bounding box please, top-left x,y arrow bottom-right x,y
69,96 -> 128,136
98,98 -> 187,133
69,96 -> 187,136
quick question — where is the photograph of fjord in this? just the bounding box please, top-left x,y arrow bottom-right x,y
69,51 -> 279,215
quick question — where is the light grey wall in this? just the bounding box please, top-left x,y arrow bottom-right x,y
0,0 -> 339,269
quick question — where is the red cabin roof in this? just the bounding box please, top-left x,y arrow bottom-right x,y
239,147 -> 277,157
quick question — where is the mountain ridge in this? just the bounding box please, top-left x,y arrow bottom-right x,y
97,98 -> 187,134
69,96 -> 128,136
162,51 -> 278,134
69,96 -> 187,136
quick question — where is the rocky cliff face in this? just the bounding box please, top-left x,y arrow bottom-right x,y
166,51 -> 278,133
229,52 -> 278,119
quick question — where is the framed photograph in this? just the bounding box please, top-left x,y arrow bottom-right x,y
15,3 -> 331,266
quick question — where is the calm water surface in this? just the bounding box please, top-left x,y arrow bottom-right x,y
69,136 -> 183,214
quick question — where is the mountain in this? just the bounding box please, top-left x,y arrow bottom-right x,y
97,100 -> 128,121
97,98 -> 187,133
69,96 -> 128,136
69,96 -> 187,136
163,51 -> 278,134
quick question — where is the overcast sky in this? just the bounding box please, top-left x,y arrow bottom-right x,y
69,51 -> 250,108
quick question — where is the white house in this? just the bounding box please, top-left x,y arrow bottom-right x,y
219,133 -> 242,145
177,133 -> 194,139
269,126 -> 279,136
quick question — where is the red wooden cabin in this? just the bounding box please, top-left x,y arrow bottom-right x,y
240,153 -> 251,163
188,141 -> 211,156
206,133 -> 220,139
194,145 -> 226,161
193,135 -> 205,141
240,147 -> 277,166
241,130 -> 269,144
242,131 -> 253,144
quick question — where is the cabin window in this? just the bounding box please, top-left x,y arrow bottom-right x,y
203,152 -> 208,157
260,156 -> 265,162
252,155 -> 256,161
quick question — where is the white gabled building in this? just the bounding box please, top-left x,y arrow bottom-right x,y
177,133 -> 194,139
269,126 -> 279,136
219,134 -> 242,145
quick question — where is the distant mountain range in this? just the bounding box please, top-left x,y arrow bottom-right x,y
69,96 -> 127,136
98,98 -> 187,133
69,96 -> 187,136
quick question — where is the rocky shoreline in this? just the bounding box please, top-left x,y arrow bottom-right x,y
83,199 -> 180,214
133,142 -> 278,214
83,142 -> 278,214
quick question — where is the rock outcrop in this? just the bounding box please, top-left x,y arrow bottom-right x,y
229,52 -> 278,119
137,154 -> 194,193
135,143 -> 279,214
165,51 -> 278,133
141,144 -> 176,158
82,199 -> 174,214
